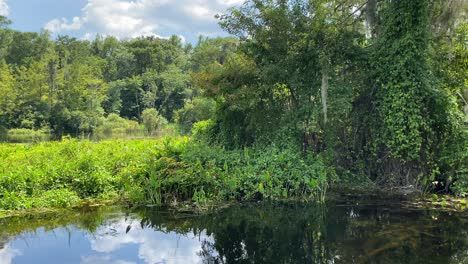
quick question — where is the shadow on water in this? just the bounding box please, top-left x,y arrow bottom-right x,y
0,201 -> 467,264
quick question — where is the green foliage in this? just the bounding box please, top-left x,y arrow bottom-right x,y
208,0 -> 467,195
0,139 -> 151,210
352,0 -> 468,192
191,119 -> 216,142
0,60 -> 16,127
0,189 -> 80,210
133,138 -> 331,205
209,0 -> 368,150
0,22 -> 236,140
0,137 -> 330,211
94,113 -> 141,139
190,36 -> 238,71
175,97 -> 216,133
1,0 -> 466,200
372,0 -> 432,161
33,189 -> 81,208
141,108 -> 168,136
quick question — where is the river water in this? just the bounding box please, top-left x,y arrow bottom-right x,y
0,200 -> 467,263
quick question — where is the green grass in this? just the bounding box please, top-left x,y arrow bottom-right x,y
0,137 -> 332,213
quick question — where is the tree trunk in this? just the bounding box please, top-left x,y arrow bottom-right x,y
321,68 -> 328,124
366,0 -> 378,38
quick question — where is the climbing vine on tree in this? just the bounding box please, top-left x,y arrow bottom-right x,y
366,0 -> 467,188
370,0 -> 434,182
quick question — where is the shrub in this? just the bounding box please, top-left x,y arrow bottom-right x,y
141,108 -> 168,136
33,189 -> 80,208
94,114 -> 142,139
191,119 -> 216,142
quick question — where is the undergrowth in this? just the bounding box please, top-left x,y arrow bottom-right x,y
0,137 -> 332,212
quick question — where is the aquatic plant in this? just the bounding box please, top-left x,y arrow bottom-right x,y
0,137 -> 331,212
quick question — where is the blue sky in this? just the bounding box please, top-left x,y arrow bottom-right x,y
0,0 -> 243,43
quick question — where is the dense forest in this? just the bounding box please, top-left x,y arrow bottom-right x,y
0,0 -> 467,200
0,15 -> 232,139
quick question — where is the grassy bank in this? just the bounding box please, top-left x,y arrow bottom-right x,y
0,137 -> 331,215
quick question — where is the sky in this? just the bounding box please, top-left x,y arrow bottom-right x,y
0,0 -> 244,44
1,216 -> 216,264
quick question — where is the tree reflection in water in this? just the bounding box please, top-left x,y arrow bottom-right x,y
0,202 -> 466,264
137,202 -> 467,264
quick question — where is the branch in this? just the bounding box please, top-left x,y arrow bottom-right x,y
456,91 -> 468,105
340,1 -> 368,24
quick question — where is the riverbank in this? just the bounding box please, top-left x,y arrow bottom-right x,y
2,187 -> 466,220
1,138 -> 466,218
0,137 -> 331,217
329,185 -> 467,213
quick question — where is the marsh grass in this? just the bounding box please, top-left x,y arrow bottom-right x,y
0,137 -> 331,213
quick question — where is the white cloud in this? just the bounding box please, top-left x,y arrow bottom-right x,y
0,213 -> 219,264
0,0 -> 9,17
82,32 -> 93,41
0,245 -> 22,264
44,0 -> 244,40
217,0 -> 244,6
88,217 -> 214,264
183,5 -> 215,21
81,255 -> 136,264
45,17 -> 84,33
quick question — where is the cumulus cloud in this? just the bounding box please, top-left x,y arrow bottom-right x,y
88,217 -> 214,264
44,0 -> 244,41
0,0 -> 9,17
0,214 -> 217,264
45,17 -> 84,33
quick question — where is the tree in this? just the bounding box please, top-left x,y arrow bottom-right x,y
0,60 -> 16,128
5,31 -> 51,66
363,0 -> 467,188
190,36 -> 238,72
213,0 -> 365,148
0,16 -> 12,60
175,97 -> 216,133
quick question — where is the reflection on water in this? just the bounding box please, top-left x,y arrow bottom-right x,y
0,201 -> 467,264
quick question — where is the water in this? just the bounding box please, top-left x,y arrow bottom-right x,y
0,200 -> 467,264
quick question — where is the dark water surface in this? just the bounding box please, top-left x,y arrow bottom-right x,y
0,200 -> 467,264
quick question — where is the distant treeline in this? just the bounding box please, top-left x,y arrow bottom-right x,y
0,15 -> 234,139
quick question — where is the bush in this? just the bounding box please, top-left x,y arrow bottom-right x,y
94,114 -> 142,139
0,189 -> 80,210
0,138 -> 153,211
441,129 -> 468,196
33,189 -> 80,208
191,119 -> 216,142
141,108 -> 168,136
134,138 -> 332,205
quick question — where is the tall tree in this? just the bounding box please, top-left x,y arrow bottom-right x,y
367,0 -> 466,187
